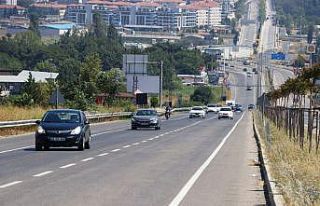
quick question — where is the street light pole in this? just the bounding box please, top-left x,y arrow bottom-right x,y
159,61 -> 163,107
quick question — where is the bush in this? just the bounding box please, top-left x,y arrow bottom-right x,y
150,96 -> 159,108
191,86 -> 213,105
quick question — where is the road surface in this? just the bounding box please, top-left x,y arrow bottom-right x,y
0,73 -> 266,206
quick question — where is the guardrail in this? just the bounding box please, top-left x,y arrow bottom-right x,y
0,108 -> 191,129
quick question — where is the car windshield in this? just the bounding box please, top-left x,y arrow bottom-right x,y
43,111 -> 81,123
136,110 -> 157,116
192,107 -> 203,111
220,108 -> 231,111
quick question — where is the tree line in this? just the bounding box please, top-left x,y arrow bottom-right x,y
0,13 -> 215,109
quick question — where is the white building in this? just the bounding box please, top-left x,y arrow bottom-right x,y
182,0 -> 221,28
0,0 -> 17,6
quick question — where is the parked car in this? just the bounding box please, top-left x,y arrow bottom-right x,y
207,104 -> 221,113
131,109 -> 160,130
218,107 -> 234,120
189,106 -> 206,118
35,109 -> 91,151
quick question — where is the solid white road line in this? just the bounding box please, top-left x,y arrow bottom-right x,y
0,145 -> 33,155
97,152 -> 109,157
33,170 -> 53,177
123,145 -> 131,148
141,140 -> 147,143
81,157 -> 94,162
132,142 -> 140,146
0,181 -> 23,189
60,163 -> 76,169
111,149 -> 121,152
168,112 -> 246,206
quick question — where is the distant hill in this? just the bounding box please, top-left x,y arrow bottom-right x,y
276,0 -> 320,31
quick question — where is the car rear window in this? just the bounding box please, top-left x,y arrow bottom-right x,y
43,111 -> 81,123
208,104 -> 216,107
220,108 -> 231,111
136,110 -> 157,116
192,107 -> 203,111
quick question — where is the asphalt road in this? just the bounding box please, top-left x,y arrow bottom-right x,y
0,73 -> 265,206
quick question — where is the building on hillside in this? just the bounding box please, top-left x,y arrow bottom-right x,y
181,0 -> 221,28
39,22 -> 80,38
29,3 -> 67,19
156,7 -> 196,30
0,0 -> 17,6
0,70 -> 58,95
0,5 -> 25,19
65,3 -> 116,26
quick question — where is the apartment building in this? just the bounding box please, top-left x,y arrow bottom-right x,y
157,7 -> 197,30
0,5 -> 25,19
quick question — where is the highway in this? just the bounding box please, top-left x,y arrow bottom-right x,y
0,73 -> 265,206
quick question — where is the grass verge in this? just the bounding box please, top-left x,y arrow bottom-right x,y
254,112 -> 320,206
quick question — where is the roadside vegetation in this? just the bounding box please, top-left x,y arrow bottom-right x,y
255,112 -> 320,206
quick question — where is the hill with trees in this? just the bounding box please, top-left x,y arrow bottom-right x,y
275,0 -> 320,33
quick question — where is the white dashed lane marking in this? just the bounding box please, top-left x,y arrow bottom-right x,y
123,145 -> 131,148
60,163 -> 76,169
81,157 -> 94,162
97,153 -> 109,157
33,171 -> 53,177
111,149 -> 121,152
0,181 -> 23,189
132,142 -> 140,145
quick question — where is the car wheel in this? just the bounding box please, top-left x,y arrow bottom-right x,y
218,117 -> 221,120
189,116 -> 192,119
78,137 -> 85,151
155,126 -> 160,130
131,126 -> 137,130
44,144 -> 50,151
85,138 -> 90,149
35,143 -> 42,151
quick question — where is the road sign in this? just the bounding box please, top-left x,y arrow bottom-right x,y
306,44 -> 316,54
271,52 -> 285,60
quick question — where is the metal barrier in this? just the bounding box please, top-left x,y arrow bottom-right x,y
0,108 -> 191,129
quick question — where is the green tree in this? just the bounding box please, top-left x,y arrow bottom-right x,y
28,14 -> 40,36
307,25 -> 314,44
80,54 -> 102,100
91,13 -> 107,38
97,68 -> 125,105
191,86 -> 213,104
150,96 -> 159,108
294,55 -> 305,68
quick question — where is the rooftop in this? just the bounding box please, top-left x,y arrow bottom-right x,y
0,70 -> 58,83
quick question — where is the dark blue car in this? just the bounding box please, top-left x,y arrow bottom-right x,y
35,109 -> 91,151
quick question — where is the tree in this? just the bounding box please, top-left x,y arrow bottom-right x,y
97,68 -> 125,105
91,13 -> 107,38
150,96 -> 159,108
307,25 -> 314,44
191,86 -> 213,104
294,55 -> 305,68
28,14 -> 40,36
80,53 -> 102,100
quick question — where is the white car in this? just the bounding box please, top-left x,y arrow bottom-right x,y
218,107 -> 234,120
207,104 -> 221,113
189,106 -> 206,118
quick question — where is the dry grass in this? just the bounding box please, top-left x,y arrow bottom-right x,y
255,112 -> 320,206
0,106 -> 47,121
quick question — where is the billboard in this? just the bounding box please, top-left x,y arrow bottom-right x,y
123,55 -> 148,75
126,74 -> 160,94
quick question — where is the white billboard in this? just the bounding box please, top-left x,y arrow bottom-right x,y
126,74 -> 160,94
123,55 -> 148,75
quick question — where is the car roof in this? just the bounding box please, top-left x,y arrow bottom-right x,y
137,108 -> 156,111
47,109 -> 82,113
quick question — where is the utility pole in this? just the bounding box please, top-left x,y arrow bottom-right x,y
159,61 -> 163,107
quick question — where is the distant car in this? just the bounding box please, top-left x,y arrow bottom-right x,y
243,68 -> 248,72
189,106 -> 206,118
248,104 -> 255,110
35,109 -> 91,151
247,85 -> 252,91
203,106 -> 209,113
131,109 -> 160,130
218,107 -> 234,120
207,104 -> 221,113
247,72 -> 252,77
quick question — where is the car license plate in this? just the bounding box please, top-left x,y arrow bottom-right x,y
50,137 -> 65,141
141,123 -> 149,125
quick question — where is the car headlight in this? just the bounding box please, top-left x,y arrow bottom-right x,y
70,126 -> 81,135
151,118 -> 158,123
131,117 -> 136,122
37,126 -> 45,134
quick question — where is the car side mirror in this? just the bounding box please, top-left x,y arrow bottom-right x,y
35,120 -> 41,125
